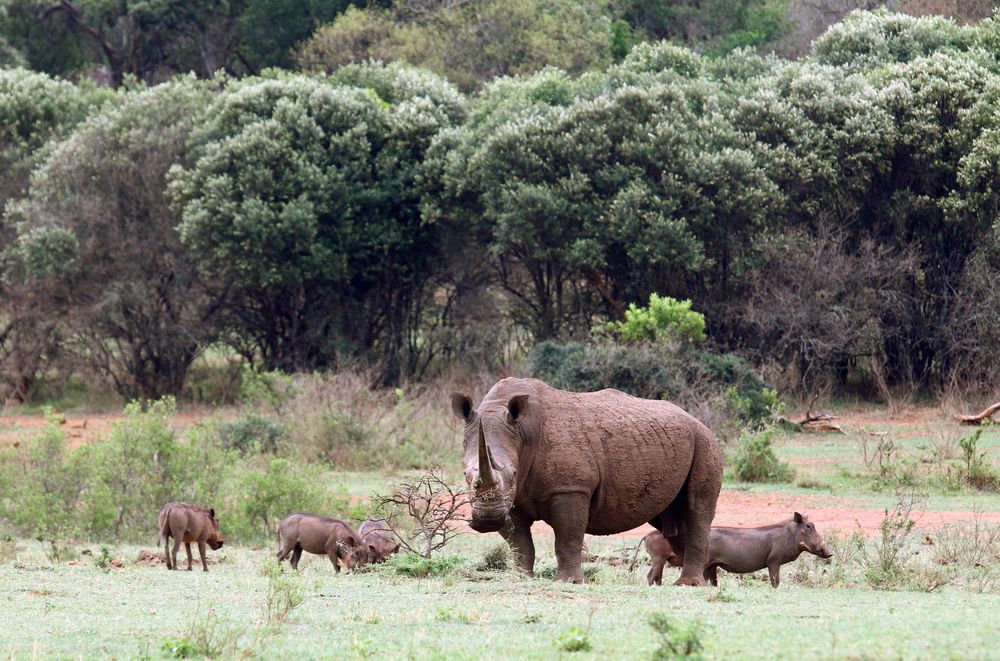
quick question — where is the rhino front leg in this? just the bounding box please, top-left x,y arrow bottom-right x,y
547,492 -> 589,584
501,513 -> 536,575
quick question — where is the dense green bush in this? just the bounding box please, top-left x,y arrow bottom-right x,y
529,341 -> 777,430
217,414 -> 285,456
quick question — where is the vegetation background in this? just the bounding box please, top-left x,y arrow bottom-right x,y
2,1 -> 1000,658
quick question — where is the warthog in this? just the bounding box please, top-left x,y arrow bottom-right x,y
643,512 -> 833,587
359,519 -> 400,563
159,503 -> 224,572
276,513 -> 370,572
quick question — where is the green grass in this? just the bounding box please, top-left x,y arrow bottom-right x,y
3,540 -> 1000,659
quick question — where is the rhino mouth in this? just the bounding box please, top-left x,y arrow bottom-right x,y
469,513 -> 508,533
469,501 -> 510,533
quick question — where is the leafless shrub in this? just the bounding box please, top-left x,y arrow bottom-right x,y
372,469 -> 469,558
736,225 -> 916,396
929,514 -> 1000,568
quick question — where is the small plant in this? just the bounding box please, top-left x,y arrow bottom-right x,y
160,614 -> 247,659
260,558 -> 305,625
476,542 -> 511,572
42,538 -> 75,564
380,553 -> 464,578
731,426 -> 793,483
649,613 -> 705,660
957,428 -> 999,490
0,533 -> 18,565
555,626 -> 591,653
94,545 -> 113,572
854,490 -> 921,590
372,469 -> 468,558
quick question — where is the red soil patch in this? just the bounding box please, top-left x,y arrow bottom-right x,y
0,410 -> 213,449
583,488 -> 1000,539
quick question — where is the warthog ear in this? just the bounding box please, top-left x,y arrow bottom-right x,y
209,508 -> 216,519
507,394 -> 529,423
793,512 -> 803,524
451,393 -> 474,422
368,544 -> 377,555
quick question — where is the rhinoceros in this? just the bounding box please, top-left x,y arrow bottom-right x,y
451,377 -> 722,584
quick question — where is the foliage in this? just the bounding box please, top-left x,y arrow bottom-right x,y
731,426 -> 794,483
217,414 -> 285,456
5,76 -> 220,399
853,490 -> 921,590
606,294 -> 706,344
530,341 -> 778,432
554,626 -> 591,653
171,66 -> 465,382
225,458 -> 332,544
649,613 -> 705,660
260,557 -> 305,625
296,0 -> 613,91
957,428 -> 999,491
379,553 -> 464,578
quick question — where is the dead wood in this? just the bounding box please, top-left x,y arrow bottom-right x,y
954,402 -> 1000,425
780,394 -> 846,434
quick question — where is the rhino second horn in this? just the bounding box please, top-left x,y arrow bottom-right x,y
477,423 -> 498,490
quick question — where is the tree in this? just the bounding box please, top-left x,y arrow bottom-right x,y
5,76 -> 221,398
171,65 -> 466,382
0,68 -> 109,400
295,0 -> 613,91
426,47 -> 780,340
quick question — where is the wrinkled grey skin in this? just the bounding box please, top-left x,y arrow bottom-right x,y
452,377 -> 722,584
644,512 -> 833,587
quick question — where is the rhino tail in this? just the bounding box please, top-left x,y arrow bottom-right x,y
628,535 -> 645,573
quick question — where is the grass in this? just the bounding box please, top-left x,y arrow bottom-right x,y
3,541 -> 1000,659
4,399 -> 1000,658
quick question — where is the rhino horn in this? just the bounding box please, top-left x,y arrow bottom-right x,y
477,422 -> 498,490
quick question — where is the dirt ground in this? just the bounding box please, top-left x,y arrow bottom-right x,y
0,410 -> 215,450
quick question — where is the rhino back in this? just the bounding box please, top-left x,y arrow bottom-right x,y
492,379 -> 714,534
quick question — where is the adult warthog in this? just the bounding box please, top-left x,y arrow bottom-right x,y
452,377 -> 722,584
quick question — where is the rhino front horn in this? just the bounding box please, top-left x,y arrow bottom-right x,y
477,422 -> 498,490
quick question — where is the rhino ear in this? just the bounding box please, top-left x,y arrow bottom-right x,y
793,512 -> 803,524
507,394 -> 530,423
451,393 -> 474,422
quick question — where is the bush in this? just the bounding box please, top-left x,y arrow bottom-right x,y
605,294 -> 706,344
217,414 -> 285,456
0,409 -> 88,541
957,428 -> 999,491
529,341 -> 777,430
731,427 -> 793,483
81,399 -> 222,542
649,613 -> 705,660
379,553 -> 465,578
476,542 -> 512,572
555,626 -> 591,653
223,458 -> 334,544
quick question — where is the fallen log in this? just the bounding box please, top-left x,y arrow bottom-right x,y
779,394 -> 846,434
954,401 -> 1000,425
